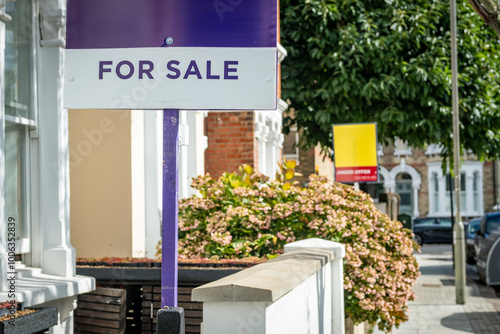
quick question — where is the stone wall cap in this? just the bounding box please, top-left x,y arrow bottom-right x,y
191,248 -> 334,303
285,238 -> 345,258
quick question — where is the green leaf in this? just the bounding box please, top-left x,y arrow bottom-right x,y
281,0 -> 500,162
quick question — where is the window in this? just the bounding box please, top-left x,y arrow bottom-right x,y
5,124 -> 29,240
445,173 -> 466,212
396,173 -> 413,216
427,161 -> 483,217
4,0 -> 35,254
433,173 -> 439,212
282,126 -> 300,165
5,0 -> 34,120
473,172 -> 479,212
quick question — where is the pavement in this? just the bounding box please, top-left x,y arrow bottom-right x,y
372,244 -> 500,334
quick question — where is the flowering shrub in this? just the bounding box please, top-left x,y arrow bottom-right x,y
175,162 -> 419,332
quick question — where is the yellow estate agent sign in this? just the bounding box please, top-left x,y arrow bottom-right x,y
333,123 -> 378,183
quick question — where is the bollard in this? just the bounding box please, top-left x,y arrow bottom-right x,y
156,307 -> 185,334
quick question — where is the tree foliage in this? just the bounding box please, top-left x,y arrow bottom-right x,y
466,0 -> 500,36
280,0 -> 500,161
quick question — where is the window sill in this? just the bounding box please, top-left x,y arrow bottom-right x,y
0,266 -> 95,306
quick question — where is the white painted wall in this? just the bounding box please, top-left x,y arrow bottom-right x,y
200,267 -> 332,334
186,110 -> 206,198
202,302 -> 267,333
144,110 -> 163,258
285,238 -> 346,334
131,110 -> 146,257
193,239 -> 345,334
265,263 -> 331,333
201,271 -> 332,333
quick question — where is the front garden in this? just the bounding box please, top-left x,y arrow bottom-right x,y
162,162 -> 420,333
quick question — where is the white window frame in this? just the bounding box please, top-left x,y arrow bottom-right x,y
427,161 -> 484,217
255,100 -> 287,179
4,120 -> 32,254
473,171 -> 479,212
385,163 -> 421,218
2,0 -> 38,256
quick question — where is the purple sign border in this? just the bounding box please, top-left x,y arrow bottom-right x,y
66,0 -> 277,49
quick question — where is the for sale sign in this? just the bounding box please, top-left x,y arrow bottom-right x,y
333,123 -> 379,183
64,0 -> 278,110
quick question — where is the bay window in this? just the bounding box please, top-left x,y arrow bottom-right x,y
427,161 -> 484,217
4,0 -> 35,255
445,172 -> 466,212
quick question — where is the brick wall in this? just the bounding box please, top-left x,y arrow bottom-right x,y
205,111 -> 256,178
295,147 -> 315,187
483,161 -> 495,212
496,161 -> 500,209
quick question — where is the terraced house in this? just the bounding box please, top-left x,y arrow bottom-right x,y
0,0 -> 94,332
284,133 -> 499,221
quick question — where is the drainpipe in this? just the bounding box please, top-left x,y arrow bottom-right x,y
493,161 -> 497,210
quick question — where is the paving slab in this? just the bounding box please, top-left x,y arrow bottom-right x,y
372,246 -> 500,334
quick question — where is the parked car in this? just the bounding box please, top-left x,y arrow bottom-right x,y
474,211 -> 500,260
413,217 -> 453,246
465,218 -> 481,264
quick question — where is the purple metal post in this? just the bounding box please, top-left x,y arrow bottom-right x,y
161,109 -> 179,307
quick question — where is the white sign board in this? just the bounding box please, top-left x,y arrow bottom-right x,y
64,47 -> 277,110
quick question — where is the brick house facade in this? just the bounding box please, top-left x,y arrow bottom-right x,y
283,131 -> 499,221
205,112 -> 257,177
204,44 -> 289,179
376,143 -> 495,220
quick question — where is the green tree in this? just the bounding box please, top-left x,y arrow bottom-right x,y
281,0 -> 500,161
467,0 -> 500,36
